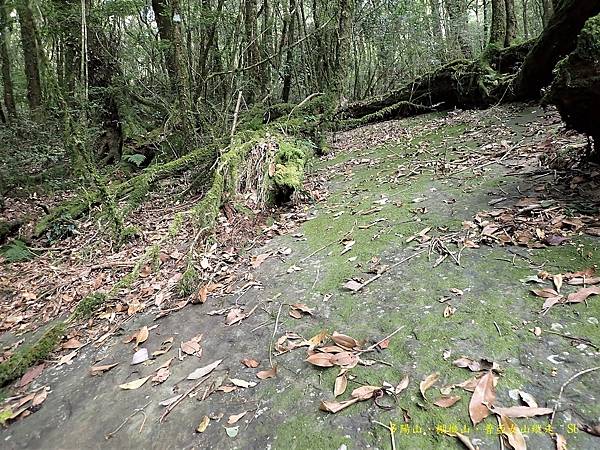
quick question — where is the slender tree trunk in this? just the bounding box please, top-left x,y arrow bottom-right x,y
333,0 -> 352,100
429,0 -> 443,37
281,0 -> 295,102
244,0 -> 262,103
541,0 -> 554,27
0,0 -> 16,119
16,0 -> 42,118
522,0 -> 529,39
504,0 -> 517,46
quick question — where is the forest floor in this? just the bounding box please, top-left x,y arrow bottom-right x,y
2,104 -> 600,449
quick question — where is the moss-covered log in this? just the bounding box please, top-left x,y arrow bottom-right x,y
512,0 -> 600,99
545,13 -> 600,153
0,219 -> 23,244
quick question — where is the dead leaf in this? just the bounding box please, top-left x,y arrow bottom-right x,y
531,288 -> 560,298
567,286 -> 600,303
119,376 -> 150,390
31,389 -> 48,407
225,308 -> 246,326
518,391 -> 538,408
152,367 -> 170,384
131,348 -> 149,365
250,253 -> 270,268
419,372 -> 439,399
434,395 -> 461,408
135,326 -> 149,346
443,431 -> 478,450
241,358 -> 260,368
319,398 -> 359,413
453,357 -> 498,372
499,415 -> 526,450
159,395 -> 182,407
351,385 -> 380,400
331,352 -> 359,368
90,363 -> 118,375
19,364 -> 45,388
256,366 -> 277,380
196,415 -> 210,433
443,305 -> 456,318
57,350 -> 78,366
491,405 -> 552,418
553,274 -> 563,293
334,373 -> 348,397
555,433 -> 567,450
227,411 -> 247,425
343,279 -> 363,292
331,332 -> 359,349
229,378 -> 257,388
181,340 -> 201,355
308,330 -> 328,348
62,338 -> 83,349
187,359 -> 223,380
195,285 -> 209,304
396,375 -> 410,394
306,353 -> 334,367
469,371 -> 497,425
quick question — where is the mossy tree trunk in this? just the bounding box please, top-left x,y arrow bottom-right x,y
17,0 -> 42,119
512,0 -> 600,99
545,13 -> 600,155
0,0 -> 16,120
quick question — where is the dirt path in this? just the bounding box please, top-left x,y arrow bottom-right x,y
2,104 -> 600,449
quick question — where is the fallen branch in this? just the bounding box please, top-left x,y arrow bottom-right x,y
550,366 -> 600,425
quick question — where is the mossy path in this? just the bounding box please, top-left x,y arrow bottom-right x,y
3,104 -> 600,450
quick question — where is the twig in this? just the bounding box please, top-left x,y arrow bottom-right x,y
373,421 -> 397,450
551,366 -> 600,425
542,329 -> 598,350
299,239 -> 337,262
269,301 -> 285,367
493,321 -> 502,336
105,401 -> 151,439
359,325 -> 405,355
160,376 -> 210,423
353,249 -> 427,293
288,92 -> 323,119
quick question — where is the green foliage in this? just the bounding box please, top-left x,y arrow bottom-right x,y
177,266 -> 199,296
272,140 -> 308,191
0,240 -> 36,263
576,14 -> 600,60
122,153 -> 147,167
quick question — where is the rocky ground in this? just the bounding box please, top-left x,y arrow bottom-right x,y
1,104 -> 600,449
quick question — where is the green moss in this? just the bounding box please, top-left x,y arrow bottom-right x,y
177,266 -> 199,296
576,14 -> 600,60
71,293 -> 108,320
0,322 -> 66,387
0,240 -> 36,263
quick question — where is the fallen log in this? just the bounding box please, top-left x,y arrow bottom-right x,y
545,13 -> 600,155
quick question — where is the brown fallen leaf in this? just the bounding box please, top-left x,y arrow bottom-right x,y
57,350 -> 78,366
531,288 -> 560,298
250,253 -> 270,268
469,371 -> 497,425
31,389 -> 48,407
331,332 -> 359,349
443,305 -> 456,318
256,366 -> 277,380
319,398 -> 359,413
152,367 -> 170,384
499,415 -> 526,450
555,433 -> 567,450
62,338 -> 83,350
135,326 -> 149,346
306,353 -> 334,367
290,303 -> 314,315
241,358 -> 260,368
180,340 -> 201,355
334,373 -> 348,397
443,431 -> 478,450
131,348 -> 149,365
195,285 -> 209,304
90,363 -> 118,375
227,411 -> 247,425
396,375 -> 410,394
343,279 -> 363,292
351,385 -> 381,400
187,359 -> 223,380
377,339 -> 390,350
453,357 -> 498,372
553,274 -> 563,293
19,364 -> 45,388
196,415 -> 210,433
567,286 -> 600,303
330,352 -> 359,368
434,395 -> 461,408
491,405 -> 553,418
419,372 -> 440,399
119,376 -> 150,390
225,308 -> 246,326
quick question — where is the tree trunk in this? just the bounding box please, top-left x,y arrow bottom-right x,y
545,13 -> 600,154
281,0 -> 295,102
490,0 -> 507,46
513,0 -> 600,99
332,0 -> 352,99
244,0 -> 261,103
0,0 -> 16,120
429,0 -> 443,37
16,0 -> 42,118
541,0 -> 554,27
504,0 -> 517,46
522,0 -> 529,39
446,0 -> 472,58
